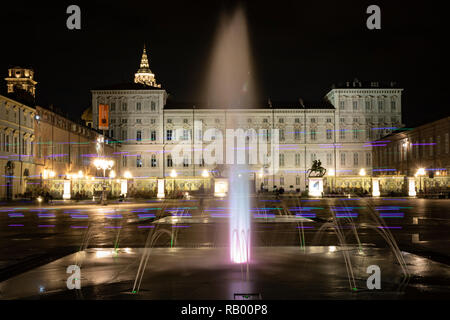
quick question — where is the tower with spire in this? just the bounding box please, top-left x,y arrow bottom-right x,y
134,45 -> 161,88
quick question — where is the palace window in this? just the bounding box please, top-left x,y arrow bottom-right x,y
339,129 -> 345,140
326,129 -> 332,140
280,176 -> 284,186
279,129 -> 285,141
151,101 -> 156,111
167,155 -> 173,167
339,101 -> 345,109
166,130 -> 173,141
390,100 -> 396,111
136,130 -> 142,141
279,118 -> 284,123
136,119 -> 141,124
151,154 -> 157,167
340,153 -> 346,166
295,153 -> 301,166
151,119 -> 156,124
136,102 -> 141,111
310,129 -> 316,141
183,155 -> 189,167
110,103 -> 115,111
366,153 -> 371,166
296,176 -> 300,185
182,129 -> 190,141
136,155 -> 143,168
279,154 -> 285,167
295,118 -> 300,123
151,130 -> 156,141
327,153 -> 332,165
122,103 -> 127,111
353,101 -> 358,111
353,153 -> 359,166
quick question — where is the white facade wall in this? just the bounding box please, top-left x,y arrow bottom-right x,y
0,95 -> 37,199
92,86 -> 403,190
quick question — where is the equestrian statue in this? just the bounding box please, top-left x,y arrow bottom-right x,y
307,159 -> 327,177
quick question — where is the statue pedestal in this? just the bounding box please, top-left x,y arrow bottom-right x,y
308,177 -> 323,197
157,179 -> 165,199
407,177 -> 416,197
372,178 -> 380,197
214,178 -> 228,197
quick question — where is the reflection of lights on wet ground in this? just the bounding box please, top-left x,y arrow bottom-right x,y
38,213 -> 56,218
8,213 -> 24,217
295,213 -> 316,218
379,213 -> 405,218
329,246 -> 337,252
377,226 -> 402,229
95,250 -> 115,258
71,214 -> 89,219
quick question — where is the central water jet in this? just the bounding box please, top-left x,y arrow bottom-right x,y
205,7 -> 258,264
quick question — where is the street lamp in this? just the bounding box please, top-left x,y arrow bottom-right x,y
359,168 -> 366,176
124,171 -> 132,179
93,158 -> 114,205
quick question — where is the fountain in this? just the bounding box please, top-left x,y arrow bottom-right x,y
205,6 -> 258,264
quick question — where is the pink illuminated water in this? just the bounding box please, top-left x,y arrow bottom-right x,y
229,167 -> 251,263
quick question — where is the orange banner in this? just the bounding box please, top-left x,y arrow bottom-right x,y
98,104 -> 109,130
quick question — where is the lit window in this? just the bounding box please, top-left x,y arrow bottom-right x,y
136,155 -> 143,167
166,130 -> 173,141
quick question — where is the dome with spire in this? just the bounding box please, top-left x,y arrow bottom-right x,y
134,45 -> 161,88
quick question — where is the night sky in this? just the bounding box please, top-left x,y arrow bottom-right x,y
0,0 -> 446,127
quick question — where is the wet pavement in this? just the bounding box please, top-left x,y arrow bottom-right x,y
0,196 -> 449,299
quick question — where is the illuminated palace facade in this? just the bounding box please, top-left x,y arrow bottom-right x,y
92,47 -> 404,190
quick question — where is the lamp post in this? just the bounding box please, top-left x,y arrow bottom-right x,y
93,158 -> 114,205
